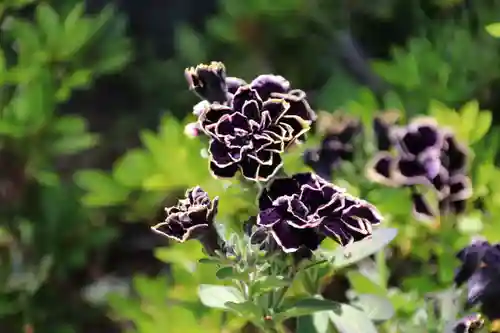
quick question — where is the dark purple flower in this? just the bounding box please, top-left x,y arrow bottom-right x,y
366,117 -> 472,222
151,186 -> 219,243
257,173 -> 382,252
185,62 -> 229,103
199,86 -> 314,181
454,239 -> 500,320
373,110 -> 401,151
452,314 -> 484,333
304,112 -> 361,179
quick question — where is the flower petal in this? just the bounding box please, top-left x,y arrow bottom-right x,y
270,222 -> 322,253
242,99 -> 262,123
449,174 -> 473,202
442,132 -> 469,174
232,86 -> 262,112
262,98 -> 289,123
365,152 -> 397,186
209,139 -> 237,167
392,157 -> 430,185
226,76 -> 247,94
258,207 -> 283,227
411,192 -> 436,221
185,61 -> 228,103
398,117 -> 442,156
255,152 -> 283,181
199,104 -> 233,136
209,161 -> 238,178
319,219 -> 360,246
250,74 -> 290,100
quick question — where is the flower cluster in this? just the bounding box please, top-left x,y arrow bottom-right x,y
304,111 -> 361,180
185,62 -> 316,181
366,116 -> 472,221
151,187 -> 219,251
257,172 -> 383,252
454,239 -> 500,322
452,314 -> 485,333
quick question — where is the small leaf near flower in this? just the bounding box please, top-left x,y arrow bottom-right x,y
350,294 -> 394,322
328,228 -> 398,269
197,284 -> 244,309
328,302 -> 378,333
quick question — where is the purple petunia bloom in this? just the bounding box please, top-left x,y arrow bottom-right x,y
257,173 -> 382,253
151,186 -> 219,243
454,239 -> 500,321
366,116 -> 472,221
304,111 -> 361,180
199,85 -> 315,181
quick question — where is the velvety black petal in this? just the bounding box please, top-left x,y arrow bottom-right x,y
226,76 -> 247,94
431,167 -> 450,199
242,99 -> 261,123
393,157 -> 430,185
303,148 -> 336,181
209,160 -> 239,178
399,118 -> 442,156
451,314 -> 484,333
286,197 -> 310,226
152,218 -> 188,241
270,222 -> 322,253
280,115 -> 310,140
319,219 -> 363,246
255,152 -> 283,181
365,152 -> 396,186
343,202 -> 383,227
449,175 -> 473,202
250,74 -> 290,101
209,139 -> 237,167
411,192 -> 435,221
262,98 -> 289,123
273,89 -> 316,122
232,86 -> 263,113
442,132 -> 468,174
199,104 -> 233,135
259,178 -> 300,209
455,240 -> 490,286
258,207 -> 283,227
239,155 -> 260,180
252,133 -> 276,151
466,268 -> 494,308
185,61 -> 228,103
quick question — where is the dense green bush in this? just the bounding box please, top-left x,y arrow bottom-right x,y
2,0 -> 500,332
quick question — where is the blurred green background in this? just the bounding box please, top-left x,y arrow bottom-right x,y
1,0 -> 500,332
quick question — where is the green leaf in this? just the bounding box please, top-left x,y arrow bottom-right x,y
51,133 -> 99,155
351,294 -> 394,322
225,301 -> 262,319
252,276 -> 291,295
35,4 -> 61,51
329,228 -> 398,269
459,100 -> 479,141
216,267 -> 237,280
113,149 -> 154,188
197,284 -> 244,310
74,169 -> 130,206
486,23 -> 500,38
328,303 -> 378,333
470,111 -> 492,144
277,297 -> 341,321
312,312 -> 331,333
346,271 -> 386,296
